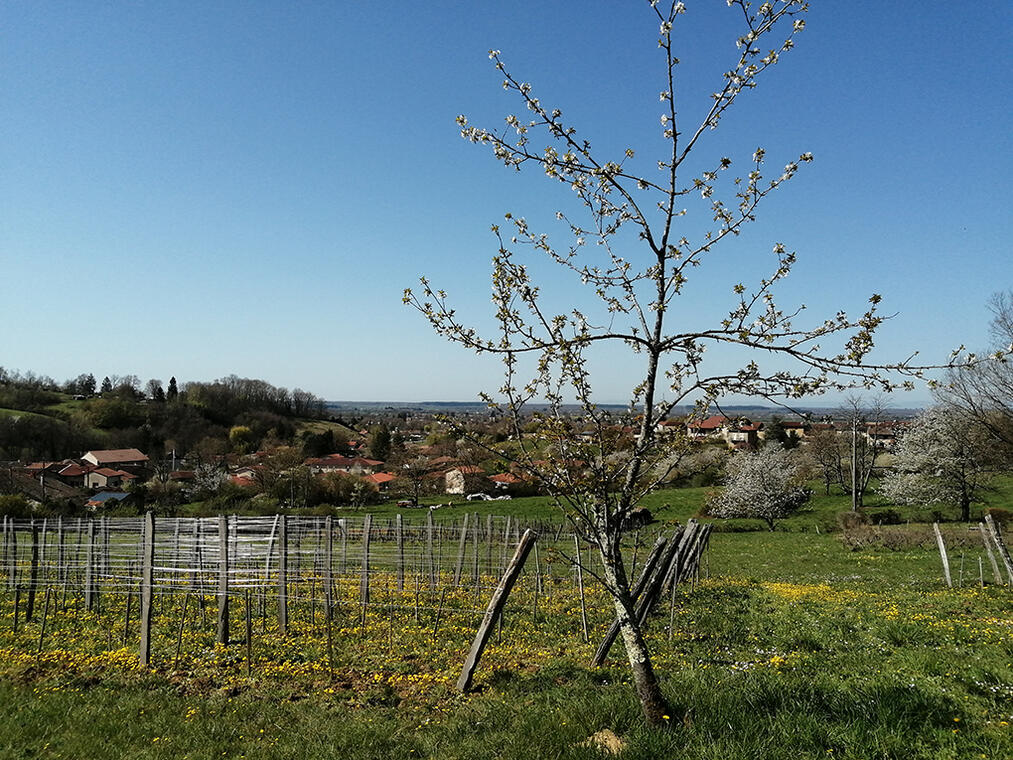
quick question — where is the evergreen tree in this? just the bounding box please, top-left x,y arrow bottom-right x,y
166,376 -> 178,402
100,376 -> 113,394
370,425 -> 392,461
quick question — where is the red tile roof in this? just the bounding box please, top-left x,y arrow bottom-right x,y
363,472 -> 396,485
688,415 -> 730,430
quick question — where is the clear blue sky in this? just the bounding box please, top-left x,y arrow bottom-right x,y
2,2 -> 1010,406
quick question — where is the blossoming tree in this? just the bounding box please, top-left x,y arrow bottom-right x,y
406,0 -> 933,727
708,445 -> 811,530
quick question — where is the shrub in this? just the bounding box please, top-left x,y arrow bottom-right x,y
865,508 -> 903,525
836,511 -> 869,531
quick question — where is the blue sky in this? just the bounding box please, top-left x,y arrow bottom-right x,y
2,2 -> 1010,406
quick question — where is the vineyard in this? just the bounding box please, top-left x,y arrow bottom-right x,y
1,510 -> 1010,759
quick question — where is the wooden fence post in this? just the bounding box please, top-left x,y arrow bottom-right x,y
984,514 -> 1013,584
396,513 -> 404,591
10,520 -> 19,591
56,516 -> 65,585
472,513 -> 480,586
139,511 -> 155,666
360,515 -> 372,607
217,515 -> 229,646
278,515 -> 288,635
426,510 -> 435,588
933,523 -> 952,588
324,516 -> 334,619
26,521 -> 39,622
453,513 -> 470,586
84,520 -> 96,612
978,523 -> 1003,585
456,529 -> 537,693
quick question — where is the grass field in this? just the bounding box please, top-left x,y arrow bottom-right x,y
1,508 -> 1010,759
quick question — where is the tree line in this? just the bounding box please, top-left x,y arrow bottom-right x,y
0,369 -> 328,463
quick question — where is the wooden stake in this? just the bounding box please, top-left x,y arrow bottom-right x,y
37,587 -> 52,655
139,511 -> 155,666
216,515 -> 229,645
84,520 -> 95,612
979,522 -> 1003,585
26,521 -> 39,622
174,593 -> 190,670
122,583 -> 133,646
574,534 -> 589,643
453,512 -> 469,586
432,587 -> 447,642
245,589 -> 253,679
278,515 -> 288,635
456,528 -> 537,693
360,514 -> 372,607
984,514 -> 1013,584
324,516 -> 334,619
395,513 -> 404,591
426,510 -> 435,589
933,523 -> 952,588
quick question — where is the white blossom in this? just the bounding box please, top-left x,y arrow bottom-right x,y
709,445 -> 811,530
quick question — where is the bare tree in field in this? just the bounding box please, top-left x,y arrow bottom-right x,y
936,291 -> 1013,463
397,456 -> 437,506
804,427 -> 841,496
837,395 -> 890,511
406,1 -> 942,727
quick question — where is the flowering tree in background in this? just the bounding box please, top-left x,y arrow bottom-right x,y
406,1 -> 940,727
880,406 -> 996,522
708,445 -> 811,530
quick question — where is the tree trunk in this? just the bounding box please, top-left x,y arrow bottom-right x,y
600,543 -> 672,728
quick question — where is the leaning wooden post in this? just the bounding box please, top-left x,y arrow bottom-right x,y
216,515 -> 229,646
456,528 -> 537,694
139,511 -> 155,667
932,523 -> 952,588
37,587 -> 53,655
277,515 -> 288,635
978,523 -> 1003,585
984,514 -> 1013,584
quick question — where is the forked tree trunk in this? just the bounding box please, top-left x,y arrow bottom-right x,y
599,543 -> 672,728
